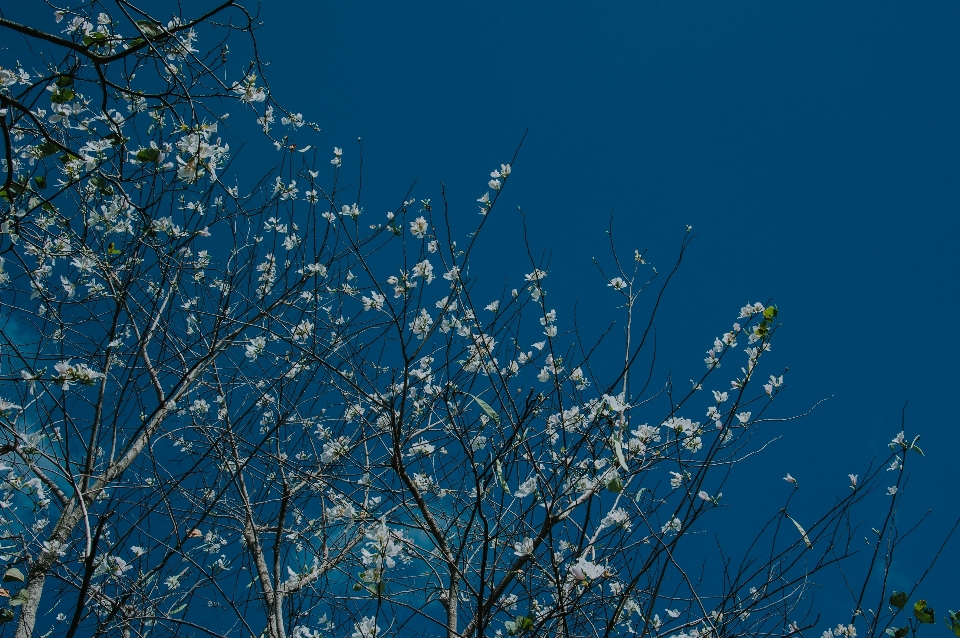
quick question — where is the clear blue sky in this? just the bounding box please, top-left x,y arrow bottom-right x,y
256,0 -> 959,610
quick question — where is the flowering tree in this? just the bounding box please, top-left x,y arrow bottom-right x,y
0,3 -> 950,638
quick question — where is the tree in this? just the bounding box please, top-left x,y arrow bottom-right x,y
0,3 -> 951,638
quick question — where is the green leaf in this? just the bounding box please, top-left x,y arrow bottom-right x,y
36,141 -> 60,159
135,20 -> 166,39
911,445 -> 924,456
55,75 -> 73,87
763,305 -> 778,320
0,182 -> 24,202
606,476 -> 623,493
913,599 -> 934,624
505,615 -> 534,635
495,460 -> 510,495
91,175 -> 113,195
472,395 -> 499,425
7,590 -> 27,607
612,433 -> 628,471
885,627 -> 908,638
82,32 -> 108,46
49,88 -> 74,104
105,133 -> 126,146
136,147 -> 161,163
889,591 -> 908,609
3,568 -> 24,583
0,608 -> 13,623
169,603 -> 187,615
33,176 -> 46,190
945,610 -> 960,638
786,514 -> 813,549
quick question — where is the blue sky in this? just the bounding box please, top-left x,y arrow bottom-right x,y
255,0 -> 959,611
1,0 -> 955,627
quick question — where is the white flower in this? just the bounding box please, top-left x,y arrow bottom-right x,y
888,431 -> 906,449
54,360 -> 105,390
351,617 -> 380,638
763,374 -> 784,396
408,308 -> 433,339
887,486 -> 898,496
683,436 -> 702,453
362,292 -> 385,311
477,192 -> 491,214
784,473 -> 798,487
326,497 -> 357,522
485,300 -> 500,312
361,518 -> 409,570
412,259 -> 435,283
524,268 -> 548,283
669,472 -> 683,489
661,517 -> 682,535
0,398 -> 21,415
569,367 -> 589,390
233,73 -> 267,103
443,266 -> 461,284
320,436 -> 351,464
608,277 -> 627,291
822,624 -> 857,638
102,555 -> 132,578
409,216 -> 429,238
848,474 -> 858,489
61,276 -> 76,298
513,537 -> 535,557
738,302 -> 765,318
569,555 -> 605,581
291,320 -> 314,342
299,263 -> 327,278
189,399 -> 210,415
514,476 -> 537,499
281,112 -> 304,127
600,507 -> 632,530
244,336 -> 267,361
406,438 -> 435,457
